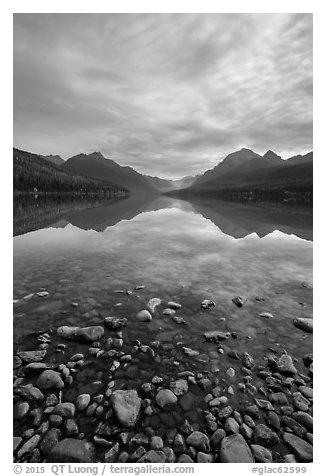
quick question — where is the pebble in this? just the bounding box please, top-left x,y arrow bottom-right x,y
232,296 -> 246,307
168,301 -> 182,310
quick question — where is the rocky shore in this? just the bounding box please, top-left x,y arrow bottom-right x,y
13,290 -> 313,464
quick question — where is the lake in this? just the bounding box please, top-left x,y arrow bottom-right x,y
13,195 -> 313,463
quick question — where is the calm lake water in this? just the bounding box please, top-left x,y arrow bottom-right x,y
13,195 -> 313,460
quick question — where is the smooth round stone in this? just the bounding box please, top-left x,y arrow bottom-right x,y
155,389 -> 177,408
36,370 -> 64,389
226,368 -> 236,378
197,452 -> 214,463
225,417 -> 239,434
186,431 -> 210,452
163,308 -> 175,316
210,428 -> 226,449
150,436 -> 164,450
136,310 -> 152,322
66,419 -> 79,437
168,301 -> 182,310
14,401 -> 30,420
49,415 -> 63,428
292,412 -> 313,432
251,444 -> 273,463
298,386 -> 313,399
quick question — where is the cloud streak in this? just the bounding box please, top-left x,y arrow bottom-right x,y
13,13 -> 312,179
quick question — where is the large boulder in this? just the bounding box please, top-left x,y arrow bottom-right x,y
111,390 -> 141,428
57,326 -> 104,343
220,434 -> 254,463
47,438 -> 96,463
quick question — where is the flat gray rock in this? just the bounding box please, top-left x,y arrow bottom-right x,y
220,434 -> 254,463
57,325 -> 104,343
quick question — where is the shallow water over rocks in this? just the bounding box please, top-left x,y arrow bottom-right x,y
13,196 -> 313,463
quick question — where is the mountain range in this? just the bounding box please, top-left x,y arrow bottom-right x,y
15,146 -> 313,200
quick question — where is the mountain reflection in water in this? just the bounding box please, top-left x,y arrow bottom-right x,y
14,194 -> 312,241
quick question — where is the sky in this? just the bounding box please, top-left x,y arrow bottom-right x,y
13,13 -> 313,179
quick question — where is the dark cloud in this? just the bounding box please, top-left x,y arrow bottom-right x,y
13,13 -> 312,179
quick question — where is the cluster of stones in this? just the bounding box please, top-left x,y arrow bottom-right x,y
13,292 -> 313,463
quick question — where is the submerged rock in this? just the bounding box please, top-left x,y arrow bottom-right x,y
276,354 -> 297,375
104,316 -> 127,330
232,296 -> 246,307
293,318 -> 313,333
47,438 -> 95,463
156,389 -> 178,408
146,298 -> 162,314
203,330 -> 229,342
259,312 -> 273,319
57,326 -> 104,343
17,350 -> 47,363
111,389 -> 141,428
201,300 -> 215,310
136,310 -> 152,322
168,301 -> 182,310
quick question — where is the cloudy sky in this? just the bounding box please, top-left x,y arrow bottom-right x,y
13,13 -> 312,179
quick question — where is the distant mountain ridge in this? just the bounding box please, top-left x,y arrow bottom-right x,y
62,151 -> 159,194
192,148 -> 312,188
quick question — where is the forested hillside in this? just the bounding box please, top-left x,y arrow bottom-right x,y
13,148 -> 128,196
